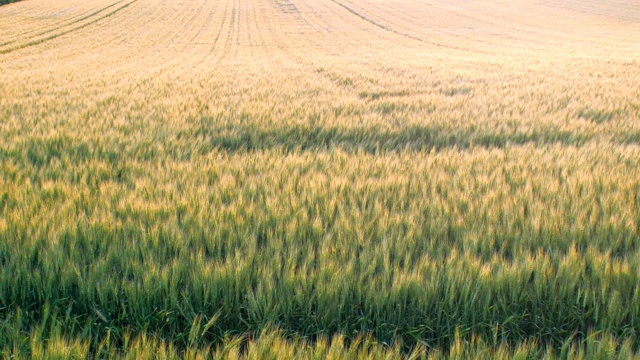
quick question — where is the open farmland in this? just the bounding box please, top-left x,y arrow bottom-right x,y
1,0 -> 640,357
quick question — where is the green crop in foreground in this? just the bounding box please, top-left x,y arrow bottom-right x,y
3,325 -> 639,359
1,143 -> 639,357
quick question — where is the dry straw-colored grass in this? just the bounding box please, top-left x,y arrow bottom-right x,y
1,0 -> 639,357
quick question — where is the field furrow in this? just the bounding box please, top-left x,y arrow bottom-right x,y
0,0 -> 138,54
0,0 -> 122,40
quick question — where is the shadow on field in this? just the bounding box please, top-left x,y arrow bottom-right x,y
4,121 -> 639,165
185,122 -> 596,155
0,124 -> 640,166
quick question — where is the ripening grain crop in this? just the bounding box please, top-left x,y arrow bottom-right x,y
1,0 -> 639,358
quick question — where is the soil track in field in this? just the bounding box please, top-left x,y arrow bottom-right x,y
0,0 -> 20,6
0,0 -> 138,54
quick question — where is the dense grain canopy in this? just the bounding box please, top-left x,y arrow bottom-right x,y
1,0 -> 639,358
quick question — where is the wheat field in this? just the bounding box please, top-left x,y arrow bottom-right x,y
1,0 -> 640,358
